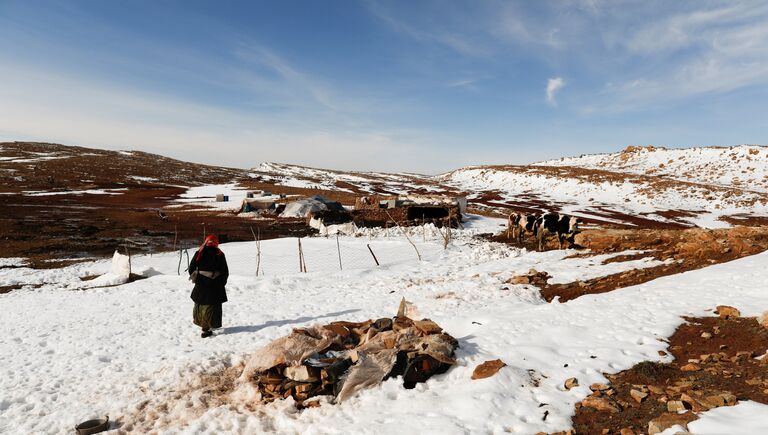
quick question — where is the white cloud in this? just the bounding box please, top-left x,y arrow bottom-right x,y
0,62 -> 487,173
546,77 -> 565,105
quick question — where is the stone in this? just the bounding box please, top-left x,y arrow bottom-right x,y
759,311 -> 768,329
667,400 -> 687,412
581,396 -> 621,413
735,351 -> 754,361
648,385 -> 666,395
630,389 -> 648,403
701,332 -> 712,339
619,428 -> 636,435
716,305 -> 740,319
508,275 -> 530,285
648,412 -> 697,435
680,363 -> 701,372
590,383 -> 611,392
471,359 -> 506,380
564,377 -> 579,390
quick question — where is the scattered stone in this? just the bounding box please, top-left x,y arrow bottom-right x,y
716,305 -> 740,319
581,396 -> 621,413
647,412 -> 697,435
471,359 -> 506,380
648,385 -> 665,395
701,332 -> 712,339
630,389 -> 648,403
590,383 -> 611,392
667,400 -> 687,412
564,377 -> 579,390
619,428 -> 636,435
680,363 -> 701,372
759,311 -> 768,329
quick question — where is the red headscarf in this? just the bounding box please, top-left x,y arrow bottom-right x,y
195,235 -> 222,261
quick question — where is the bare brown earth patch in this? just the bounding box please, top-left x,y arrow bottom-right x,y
567,315 -> 768,435
537,226 -> 768,302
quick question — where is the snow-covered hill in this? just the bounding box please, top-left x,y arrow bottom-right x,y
250,162 -> 453,195
537,145 -> 768,192
439,164 -> 768,228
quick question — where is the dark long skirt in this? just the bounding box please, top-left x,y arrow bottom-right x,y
193,303 -> 222,330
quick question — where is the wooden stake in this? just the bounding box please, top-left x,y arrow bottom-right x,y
385,210 -> 421,261
336,233 -> 343,271
367,244 -> 380,266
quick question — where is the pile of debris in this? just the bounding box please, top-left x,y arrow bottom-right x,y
240,303 -> 458,406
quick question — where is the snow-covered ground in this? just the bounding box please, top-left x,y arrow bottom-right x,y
538,145 -> 768,193
1,216 -> 767,434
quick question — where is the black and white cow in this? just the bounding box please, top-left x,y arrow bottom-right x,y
534,213 -> 559,251
557,215 -> 581,247
517,213 -> 539,244
535,213 -> 581,250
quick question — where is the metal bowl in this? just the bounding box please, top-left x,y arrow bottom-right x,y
74,416 -> 109,435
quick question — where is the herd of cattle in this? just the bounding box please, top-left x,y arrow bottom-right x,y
507,212 -> 581,251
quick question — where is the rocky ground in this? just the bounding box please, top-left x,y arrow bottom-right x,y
565,307 -> 768,435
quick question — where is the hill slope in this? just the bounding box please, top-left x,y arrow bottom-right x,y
536,145 -> 768,192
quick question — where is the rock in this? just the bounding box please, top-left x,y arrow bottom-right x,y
630,389 -> 648,403
581,396 -> 621,413
471,359 -> 506,380
648,385 -> 666,395
680,363 -> 701,372
508,275 -> 530,285
619,428 -> 636,435
564,377 -> 579,390
701,332 -> 712,339
735,351 -> 754,361
648,412 -> 697,435
716,305 -> 740,319
590,383 -> 612,392
667,400 -> 687,412
759,311 -> 768,329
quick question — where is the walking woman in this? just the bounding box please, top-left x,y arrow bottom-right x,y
189,235 -> 229,338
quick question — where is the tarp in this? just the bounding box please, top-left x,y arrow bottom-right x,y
84,250 -> 131,288
279,196 -> 343,218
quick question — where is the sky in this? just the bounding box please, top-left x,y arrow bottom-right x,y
0,0 -> 767,173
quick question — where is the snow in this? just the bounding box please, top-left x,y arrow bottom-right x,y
21,188 -> 128,196
684,401 -> 768,434
0,257 -> 28,268
441,166 -> 768,228
1,218 -> 768,433
538,145 -> 768,193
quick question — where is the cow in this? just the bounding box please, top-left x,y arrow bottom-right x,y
557,215 -> 581,248
534,213 -> 560,251
507,212 -> 521,239
535,213 -> 581,250
517,213 -> 539,244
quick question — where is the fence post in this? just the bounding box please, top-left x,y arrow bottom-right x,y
385,210 -> 421,261
297,238 -> 307,273
367,244 -> 380,266
336,233 -> 343,271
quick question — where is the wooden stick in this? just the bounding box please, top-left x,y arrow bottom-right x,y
385,210 -> 421,261
367,244 -> 380,266
336,233 -> 343,271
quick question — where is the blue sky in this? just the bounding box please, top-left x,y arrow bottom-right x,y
1,1 -> 766,173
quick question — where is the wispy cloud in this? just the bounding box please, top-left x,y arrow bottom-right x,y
546,77 -> 565,105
